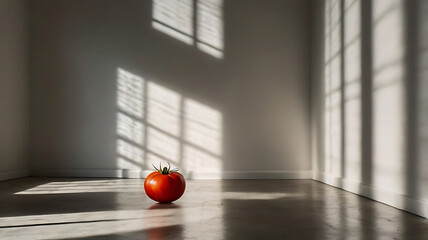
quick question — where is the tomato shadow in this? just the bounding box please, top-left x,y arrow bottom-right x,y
55,224 -> 185,240
147,203 -> 181,210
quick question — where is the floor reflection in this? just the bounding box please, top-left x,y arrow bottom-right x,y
1,178 -> 427,239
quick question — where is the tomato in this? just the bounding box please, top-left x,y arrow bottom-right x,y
144,163 -> 186,203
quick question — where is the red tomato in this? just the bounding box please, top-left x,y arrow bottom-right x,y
144,171 -> 186,203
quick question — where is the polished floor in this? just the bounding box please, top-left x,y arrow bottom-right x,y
0,178 -> 427,239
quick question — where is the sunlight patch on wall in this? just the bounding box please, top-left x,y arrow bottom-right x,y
344,0 -> 362,182
147,82 -> 181,137
184,99 -> 222,155
324,0 -> 342,177
372,0 -> 405,193
116,69 -> 146,170
196,42 -> 223,58
117,69 -> 144,118
115,68 -> 222,176
183,98 -> 222,171
152,0 -> 224,58
146,82 -> 181,167
146,152 -> 180,170
183,145 -> 221,171
196,0 -> 224,58
116,112 -> 144,145
152,0 -> 194,45
152,22 -> 194,45
147,127 -> 180,164
116,139 -> 144,169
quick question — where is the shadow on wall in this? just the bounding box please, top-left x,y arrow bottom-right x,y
418,0 -> 428,202
115,68 -> 223,179
152,0 -> 224,58
324,0 -> 342,179
342,0 -> 362,184
28,0 -> 311,180
371,0 -> 406,197
116,0 -> 225,177
318,0 -> 428,217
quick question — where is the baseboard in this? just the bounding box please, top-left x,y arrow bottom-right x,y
312,172 -> 428,219
217,171 -> 312,179
31,168 -> 312,180
0,169 -> 29,181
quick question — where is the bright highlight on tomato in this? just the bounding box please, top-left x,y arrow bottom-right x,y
144,163 -> 186,203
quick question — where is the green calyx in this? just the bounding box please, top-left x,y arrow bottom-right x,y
152,162 -> 179,175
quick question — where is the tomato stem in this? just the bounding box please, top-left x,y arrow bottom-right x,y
153,162 -> 173,175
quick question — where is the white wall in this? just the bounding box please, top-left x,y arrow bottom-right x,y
418,0 -> 428,212
29,0 -> 312,179
311,0 -> 428,218
0,0 -> 28,180
0,0 -> 29,181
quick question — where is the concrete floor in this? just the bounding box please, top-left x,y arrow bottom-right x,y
0,178 -> 427,239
